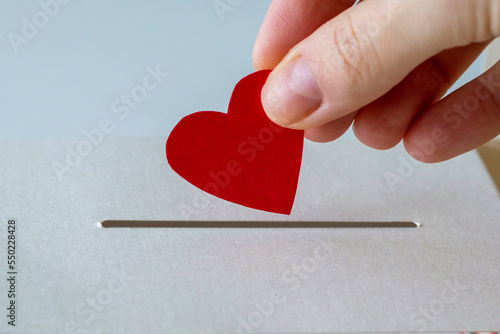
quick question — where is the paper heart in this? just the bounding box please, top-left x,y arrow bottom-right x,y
166,70 -> 304,214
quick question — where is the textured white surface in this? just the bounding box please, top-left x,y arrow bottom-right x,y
0,137 -> 499,333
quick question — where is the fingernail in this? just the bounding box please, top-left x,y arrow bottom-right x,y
262,56 -> 322,126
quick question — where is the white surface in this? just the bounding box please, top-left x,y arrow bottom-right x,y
0,137 -> 499,333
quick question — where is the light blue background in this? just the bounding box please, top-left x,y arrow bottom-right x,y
0,0 -> 485,139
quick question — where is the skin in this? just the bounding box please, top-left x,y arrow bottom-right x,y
253,0 -> 500,163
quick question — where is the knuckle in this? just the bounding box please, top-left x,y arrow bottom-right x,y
328,16 -> 380,90
474,0 -> 500,39
472,78 -> 500,124
455,0 -> 500,42
332,19 -> 364,76
424,58 -> 452,97
485,90 -> 500,123
488,0 -> 500,36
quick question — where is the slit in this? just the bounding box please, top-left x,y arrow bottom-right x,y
98,220 -> 421,229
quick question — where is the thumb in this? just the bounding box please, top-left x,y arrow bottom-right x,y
261,0 -> 499,129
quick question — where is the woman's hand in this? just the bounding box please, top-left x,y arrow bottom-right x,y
254,0 -> 500,162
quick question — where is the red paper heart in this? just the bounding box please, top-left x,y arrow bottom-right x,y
166,70 -> 304,214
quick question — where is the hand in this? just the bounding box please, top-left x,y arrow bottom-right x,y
253,0 -> 500,162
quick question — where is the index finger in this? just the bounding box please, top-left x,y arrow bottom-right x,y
253,0 -> 356,70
